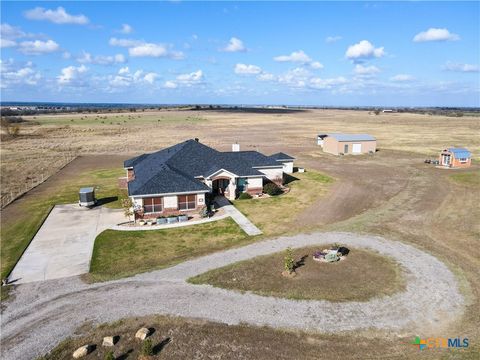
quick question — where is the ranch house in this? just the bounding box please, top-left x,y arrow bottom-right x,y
124,139 -> 294,219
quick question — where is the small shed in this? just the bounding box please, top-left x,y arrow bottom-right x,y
319,133 -> 377,155
439,148 -> 472,168
79,187 -> 96,207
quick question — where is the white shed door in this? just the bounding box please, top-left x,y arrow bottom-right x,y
352,143 -> 362,153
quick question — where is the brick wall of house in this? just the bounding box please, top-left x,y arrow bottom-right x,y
135,204 -> 205,220
118,177 -> 128,189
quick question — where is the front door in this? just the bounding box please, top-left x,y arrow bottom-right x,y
352,143 -> 362,153
344,144 -> 349,153
212,179 -> 230,195
442,154 -> 451,166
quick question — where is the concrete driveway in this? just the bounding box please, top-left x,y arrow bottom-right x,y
8,204 -> 124,284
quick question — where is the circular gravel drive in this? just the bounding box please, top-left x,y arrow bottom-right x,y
1,232 -> 464,360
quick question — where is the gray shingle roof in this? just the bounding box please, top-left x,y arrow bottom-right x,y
327,133 -> 376,142
270,152 -> 295,161
125,140 -> 283,196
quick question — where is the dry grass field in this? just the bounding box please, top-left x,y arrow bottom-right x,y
1,109 -> 479,358
1,109 -> 479,198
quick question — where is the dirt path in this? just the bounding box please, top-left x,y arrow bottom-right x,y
0,232 -> 464,360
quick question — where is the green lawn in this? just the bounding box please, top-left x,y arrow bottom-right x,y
0,168 -> 126,280
87,218 -> 251,282
233,170 -> 333,236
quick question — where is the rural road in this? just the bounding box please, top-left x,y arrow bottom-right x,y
0,232 -> 464,360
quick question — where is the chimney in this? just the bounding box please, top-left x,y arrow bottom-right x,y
232,143 -> 240,152
194,138 -> 199,142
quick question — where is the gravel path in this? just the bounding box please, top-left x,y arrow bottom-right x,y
0,232 -> 464,360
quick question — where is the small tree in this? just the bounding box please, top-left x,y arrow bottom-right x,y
121,197 -> 134,222
284,247 -> 295,274
140,338 -> 153,357
104,350 -> 115,360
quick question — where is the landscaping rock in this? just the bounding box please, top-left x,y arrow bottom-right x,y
281,270 -> 297,278
102,336 -> 115,347
72,345 -> 91,358
135,327 -> 150,340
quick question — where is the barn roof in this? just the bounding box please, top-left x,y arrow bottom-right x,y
327,133 -> 376,142
447,147 -> 471,158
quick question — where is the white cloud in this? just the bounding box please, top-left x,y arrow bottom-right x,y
110,37 -> 183,59
1,59 -> 42,87
128,43 -> 184,59
24,7 -> 89,25
413,28 -> 460,42
390,74 -> 415,82
164,80 -> 178,89
273,50 -> 323,69
142,72 -> 158,84
345,40 -> 385,60
326,35 -> 342,43
354,64 -> 380,75
176,70 -> 203,83
234,63 -> 262,75
222,37 -> 246,52
62,51 -> 72,59
1,39 -> 17,48
77,51 -> 126,65
108,67 -> 159,88
57,64 -> 88,84
274,50 -> 312,63
119,24 -> 133,34
257,72 -> 276,81
1,23 -> 26,39
109,37 -> 143,47
310,61 -> 324,70
18,39 -> 59,55
310,76 -> 348,89
443,62 -> 479,73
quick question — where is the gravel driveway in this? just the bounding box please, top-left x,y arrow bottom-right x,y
0,232 -> 464,360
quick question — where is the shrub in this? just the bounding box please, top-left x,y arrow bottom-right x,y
140,338 -> 153,356
238,192 -> 252,200
263,183 -> 282,196
284,247 -> 295,273
104,351 -> 115,360
6,125 -> 20,137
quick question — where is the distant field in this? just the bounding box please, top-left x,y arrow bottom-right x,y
2,108 -> 478,200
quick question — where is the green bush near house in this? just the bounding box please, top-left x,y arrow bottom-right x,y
238,192 -> 253,200
263,183 -> 283,196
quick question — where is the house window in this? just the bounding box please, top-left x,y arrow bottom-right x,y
143,197 -> 163,213
178,194 -> 196,210
458,158 -> 468,163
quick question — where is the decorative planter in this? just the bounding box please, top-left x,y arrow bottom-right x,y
146,219 -> 155,226
138,220 -> 146,226
156,217 -> 167,225
167,216 -> 178,224
178,215 -> 188,222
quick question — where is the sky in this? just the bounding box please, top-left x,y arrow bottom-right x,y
1,1 -> 479,106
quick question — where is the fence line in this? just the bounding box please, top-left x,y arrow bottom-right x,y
1,153 -> 77,209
